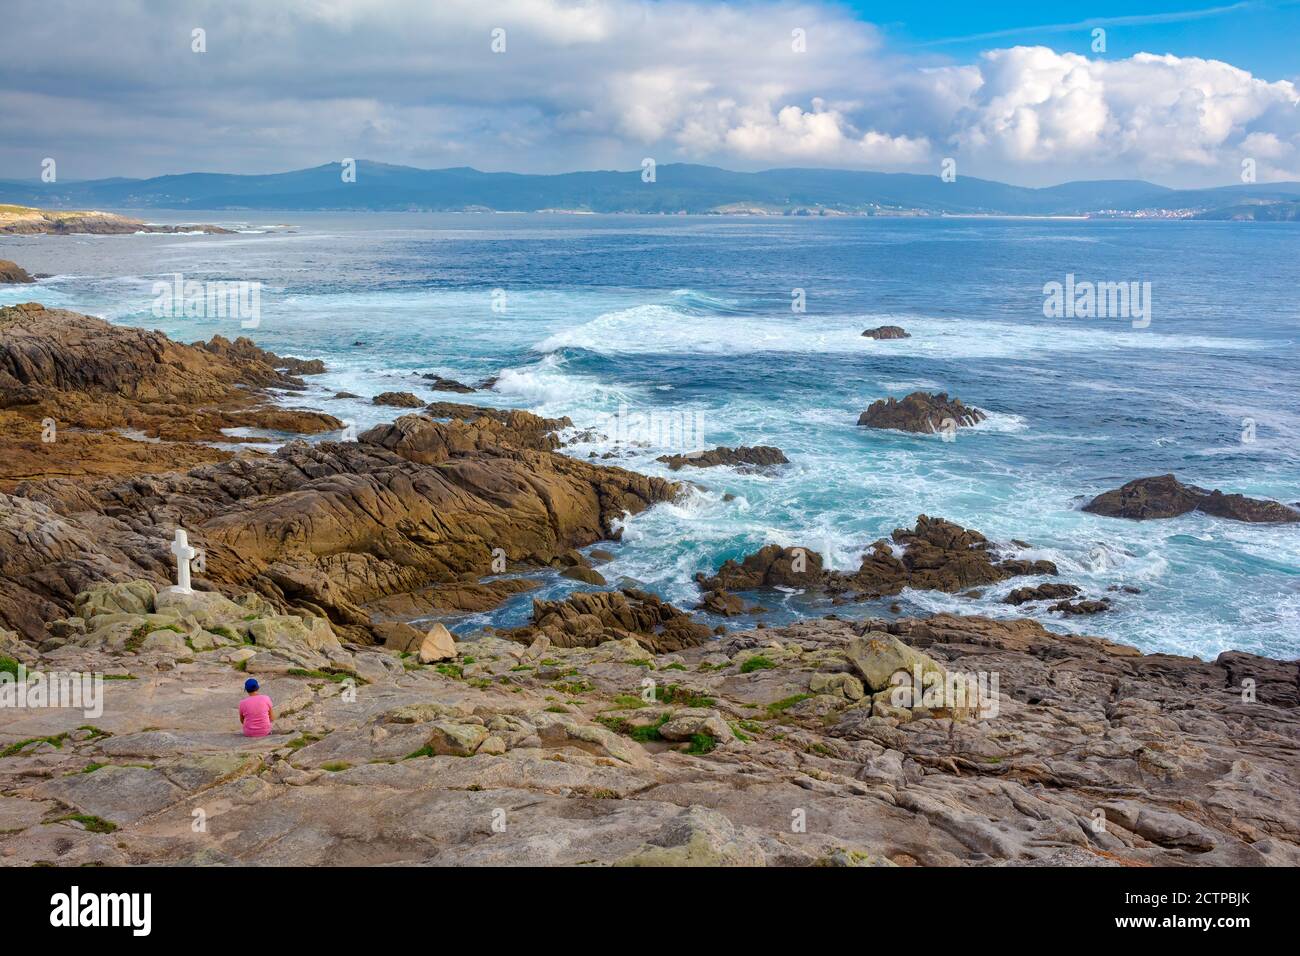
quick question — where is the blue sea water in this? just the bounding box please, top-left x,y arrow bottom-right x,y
3,212 -> 1298,659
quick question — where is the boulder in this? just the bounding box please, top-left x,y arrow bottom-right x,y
1083,474 -> 1299,523
372,391 -> 425,408
657,708 -> 735,743
810,672 -> 865,700
425,721 -> 490,757
857,391 -> 986,433
418,622 -> 458,663
846,631 -> 945,692
861,325 -> 909,339
561,566 -> 607,586
697,589 -> 747,616
76,581 -> 157,620
697,544 -> 826,591
1004,583 -> 1081,605
0,260 -> 35,284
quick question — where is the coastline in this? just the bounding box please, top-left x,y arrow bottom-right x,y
1,297 -> 1297,866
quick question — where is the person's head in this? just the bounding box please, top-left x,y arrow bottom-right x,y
244,677 -> 260,695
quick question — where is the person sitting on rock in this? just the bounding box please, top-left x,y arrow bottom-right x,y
239,677 -> 274,738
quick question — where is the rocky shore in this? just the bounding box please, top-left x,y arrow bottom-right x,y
0,205 -> 230,235
2,581 -> 1296,866
1,300 -> 1297,867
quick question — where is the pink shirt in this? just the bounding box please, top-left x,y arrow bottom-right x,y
239,694 -> 273,737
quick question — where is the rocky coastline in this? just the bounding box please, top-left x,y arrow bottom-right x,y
1,297 -> 1297,867
0,205 -> 230,236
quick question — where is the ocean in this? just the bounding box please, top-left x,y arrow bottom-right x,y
3,212 -> 1297,659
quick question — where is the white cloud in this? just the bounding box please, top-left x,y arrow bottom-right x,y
947,48 -> 1300,179
0,0 -> 1296,185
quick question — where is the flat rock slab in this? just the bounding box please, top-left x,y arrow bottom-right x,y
36,765 -> 182,825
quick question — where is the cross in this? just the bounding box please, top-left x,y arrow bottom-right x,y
170,528 -> 197,593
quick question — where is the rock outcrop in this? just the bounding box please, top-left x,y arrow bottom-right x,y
0,205 -> 230,235
0,312 -> 680,643
0,260 -> 35,283
1083,474 -> 1299,523
657,445 -> 789,471
507,588 -> 712,654
0,303 -> 340,489
1004,583 -> 1081,605
196,335 -> 326,376
861,325 -> 909,339
372,391 -> 425,408
698,516 -> 1057,601
857,391 -> 986,433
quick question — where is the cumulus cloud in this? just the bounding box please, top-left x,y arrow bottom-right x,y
0,0 -> 1295,185
947,48 -> 1300,180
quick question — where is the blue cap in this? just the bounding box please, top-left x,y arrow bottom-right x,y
244,678 -> 260,692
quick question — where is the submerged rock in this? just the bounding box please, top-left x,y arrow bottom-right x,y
1083,474 -> 1299,523
1004,583 -> 1081,605
420,374 -> 476,393
657,445 -> 789,471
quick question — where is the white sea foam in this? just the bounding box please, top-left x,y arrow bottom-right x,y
493,352 -> 633,411
535,305 -> 1263,359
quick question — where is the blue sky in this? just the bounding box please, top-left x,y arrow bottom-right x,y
0,0 -> 1297,186
855,0 -> 1300,79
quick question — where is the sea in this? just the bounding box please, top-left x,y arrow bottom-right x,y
3,211 -> 1297,660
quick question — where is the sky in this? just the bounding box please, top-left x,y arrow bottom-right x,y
0,0 -> 1297,187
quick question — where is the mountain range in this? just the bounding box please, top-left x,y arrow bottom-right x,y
2,161 -> 1298,218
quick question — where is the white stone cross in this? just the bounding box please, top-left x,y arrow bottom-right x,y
170,528 -> 197,594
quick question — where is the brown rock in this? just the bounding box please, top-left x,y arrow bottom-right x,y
861,325 -> 910,339
1049,598 -> 1111,615
508,588 -> 711,654
372,391 -> 425,408
697,545 -> 826,591
857,391 -> 986,433
0,260 -> 35,284
421,374 -> 476,393
0,304 -> 339,490
418,622 -> 458,663
561,566 -> 608,586
197,335 -> 325,376
698,516 -> 1057,601
0,205 -> 231,235
657,445 -> 789,471
1004,583 -> 1082,605
1083,474 -> 1299,523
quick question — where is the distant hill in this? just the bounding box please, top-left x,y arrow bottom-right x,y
0,161 -> 1297,217
1193,200 -> 1300,221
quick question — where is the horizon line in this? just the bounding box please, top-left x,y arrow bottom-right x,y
3,159 -> 1298,194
